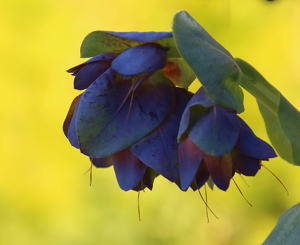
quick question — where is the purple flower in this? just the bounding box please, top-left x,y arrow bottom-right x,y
178,87 -> 277,191
64,31 -> 194,191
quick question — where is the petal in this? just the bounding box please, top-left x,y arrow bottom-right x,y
74,60 -> 112,90
63,94 -> 82,148
204,153 -> 233,191
76,69 -> 173,157
177,87 -> 216,140
90,156 -> 113,168
178,135 -> 204,191
235,118 -> 277,159
231,149 -> 261,176
132,167 -> 158,191
190,160 -> 210,191
67,52 -> 117,74
112,43 -> 168,75
112,148 -> 147,191
189,105 -> 240,156
130,88 -> 191,182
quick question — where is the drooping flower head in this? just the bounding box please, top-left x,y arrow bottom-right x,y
63,31 -> 195,191
177,87 -> 277,191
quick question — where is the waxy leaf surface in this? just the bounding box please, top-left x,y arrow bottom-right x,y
236,58 -> 300,165
172,10 -> 244,113
76,68 -> 173,157
263,203 -> 300,245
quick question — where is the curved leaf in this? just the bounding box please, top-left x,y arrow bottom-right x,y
76,68 -> 173,157
112,43 -> 168,75
231,150 -> 261,176
80,31 -> 179,58
178,135 -> 204,191
235,118 -> 277,159
172,10 -> 244,113
90,156 -> 113,168
73,60 -> 112,90
204,153 -> 233,191
112,148 -> 147,191
263,203 -> 300,245
130,88 -> 191,182
177,87 -> 216,140
236,58 -> 300,165
189,105 -> 240,156
63,94 -> 82,148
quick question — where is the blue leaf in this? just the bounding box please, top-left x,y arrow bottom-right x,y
67,52 -> 117,74
112,148 -> 147,191
177,87 -> 216,140
112,43 -> 168,75
130,88 -> 191,181
189,105 -> 240,156
178,135 -> 204,191
74,61 -> 112,90
235,118 -> 277,159
231,149 -> 261,176
76,69 -> 173,157
63,94 -> 81,148
204,153 -> 233,191
90,156 -> 113,168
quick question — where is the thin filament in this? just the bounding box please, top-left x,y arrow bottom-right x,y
261,163 -> 289,195
138,190 -> 141,221
232,177 -> 252,207
197,186 -> 219,221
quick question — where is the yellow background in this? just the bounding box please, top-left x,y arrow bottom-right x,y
1,0 -> 300,244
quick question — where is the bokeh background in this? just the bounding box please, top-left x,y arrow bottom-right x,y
1,0 -> 300,244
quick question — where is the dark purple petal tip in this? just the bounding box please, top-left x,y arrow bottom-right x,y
235,118 -> 277,159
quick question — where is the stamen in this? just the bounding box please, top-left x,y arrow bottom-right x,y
138,190 -> 141,221
83,162 -> 93,186
232,177 -> 252,207
261,163 -> 289,195
196,184 -> 219,221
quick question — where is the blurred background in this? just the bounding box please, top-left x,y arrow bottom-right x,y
1,0 -> 300,244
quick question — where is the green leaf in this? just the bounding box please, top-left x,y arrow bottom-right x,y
262,203 -> 300,245
80,31 -> 180,58
236,58 -> 300,165
172,10 -> 244,113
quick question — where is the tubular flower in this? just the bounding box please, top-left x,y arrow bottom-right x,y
177,87 -> 277,191
63,31 -> 195,191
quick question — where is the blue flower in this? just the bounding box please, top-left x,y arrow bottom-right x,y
178,87 -> 277,191
64,31 -> 194,191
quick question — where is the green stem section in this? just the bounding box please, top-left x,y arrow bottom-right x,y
235,58 -> 279,115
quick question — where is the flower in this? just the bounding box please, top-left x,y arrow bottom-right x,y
63,31 -> 195,191
177,87 -> 277,191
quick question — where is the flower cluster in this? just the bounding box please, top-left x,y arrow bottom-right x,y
64,31 -> 276,192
